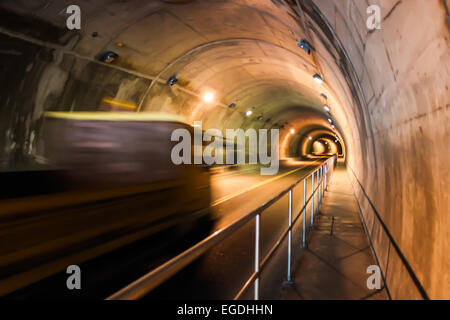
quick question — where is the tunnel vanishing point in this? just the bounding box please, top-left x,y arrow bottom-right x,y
0,0 -> 448,300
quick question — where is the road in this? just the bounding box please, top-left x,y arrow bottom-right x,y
143,159 -> 323,300
5,159 -> 325,299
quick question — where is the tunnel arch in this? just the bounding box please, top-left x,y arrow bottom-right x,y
298,128 -> 345,160
0,0 -> 448,299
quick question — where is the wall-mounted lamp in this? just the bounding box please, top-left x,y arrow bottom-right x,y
203,92 -> 215,103
313,74 -> 323,84
309,136 -> 313,140
100,51 -> 119,64
246,110 -> 253,117
324,105 -> 330,112
167,75 -> 178,86
290,129 -> 295,134
328,118 -> 333,123
298,39 -> 312,54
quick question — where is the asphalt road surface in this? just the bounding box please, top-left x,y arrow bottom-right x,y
6,159 -> 325,300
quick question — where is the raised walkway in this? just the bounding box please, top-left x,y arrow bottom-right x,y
281,165 -> 388,300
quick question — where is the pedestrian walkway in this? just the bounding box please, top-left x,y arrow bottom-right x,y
282,165 -> 387,300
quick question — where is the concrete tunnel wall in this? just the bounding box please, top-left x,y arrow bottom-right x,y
0,0 -> 448,299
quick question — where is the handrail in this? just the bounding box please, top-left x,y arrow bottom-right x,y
347,165 -> 429,300
233,169 -> 326,299
107,156 -> 336,300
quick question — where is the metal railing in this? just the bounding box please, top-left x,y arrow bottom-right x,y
347,165 -> 429,300
107,156 -> 337,300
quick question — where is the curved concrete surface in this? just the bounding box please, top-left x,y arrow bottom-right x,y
0,0 -> 448,299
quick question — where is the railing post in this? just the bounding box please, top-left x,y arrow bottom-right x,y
317,167 -> 322,205
287,189 -> 293,283
321,166 -> 324,201
311,173 -> 314,226
303,179 -> 306,248
316,171 -> 320,215
254,213 -> 260,300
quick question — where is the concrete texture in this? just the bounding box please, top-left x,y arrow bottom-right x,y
0,0 -> 448,298
308,0 -> 449,299
282,165 -> 388,300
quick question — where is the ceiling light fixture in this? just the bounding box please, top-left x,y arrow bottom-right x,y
313,74 -> 323,84
298,39 -> 312,54
167,75 -> 178,86
203,92 -> 215,103
100,51 -> 119,64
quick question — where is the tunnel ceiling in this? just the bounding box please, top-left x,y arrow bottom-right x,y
0,0 -> 352,154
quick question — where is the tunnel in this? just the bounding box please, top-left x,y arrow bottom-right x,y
0,0 -> 448,302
